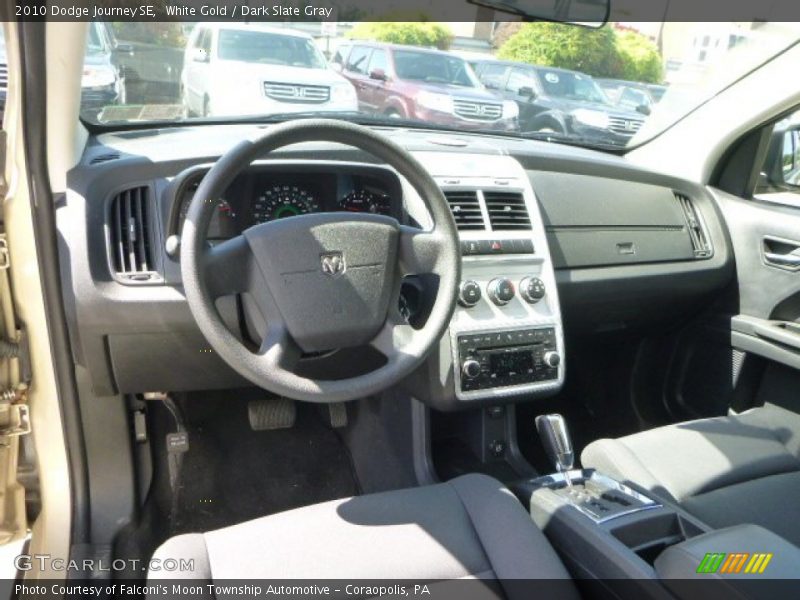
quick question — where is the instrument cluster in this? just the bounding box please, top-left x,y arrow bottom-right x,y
176,167 -> 399,240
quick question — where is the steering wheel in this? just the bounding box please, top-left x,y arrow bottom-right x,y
181,120 -> 460,402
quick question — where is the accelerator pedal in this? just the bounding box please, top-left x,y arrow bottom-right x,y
248,397 -> 296,431
326,402 -> 348,429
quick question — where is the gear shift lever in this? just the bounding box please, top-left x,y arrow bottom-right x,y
536,414 -> 575,486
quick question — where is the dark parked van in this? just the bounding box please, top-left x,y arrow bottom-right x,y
473,58 -> 646,146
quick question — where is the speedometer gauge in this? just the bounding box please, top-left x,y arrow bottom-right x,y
253,184 -> 319,223
339,189 -> 391,215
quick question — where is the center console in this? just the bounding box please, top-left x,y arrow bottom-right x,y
514,415 -> 800,599
404,152 -> 565,410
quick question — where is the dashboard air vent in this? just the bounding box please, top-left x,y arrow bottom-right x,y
110,186 -> 155,278
443,190 -> 486,231
90,152 -> 121,165
484,191 -> 531,231
675,192 -> 712,258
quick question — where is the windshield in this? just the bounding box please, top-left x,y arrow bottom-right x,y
537,69 -> 610,104
393,50 -> 478,87
82,21 -> 800,151
217,29 -> 326,68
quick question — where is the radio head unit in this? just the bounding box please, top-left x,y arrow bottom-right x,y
456,328 -> 560,393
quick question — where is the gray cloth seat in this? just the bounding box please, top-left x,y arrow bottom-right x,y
149,473 -> 579,597
582,403 -> 800,546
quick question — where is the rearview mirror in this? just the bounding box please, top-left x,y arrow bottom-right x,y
468,0 -> 610,27
369,68 -> 388,81
635,103 -> 651,116
518,86 -> 536,99
191,48 -> 209,63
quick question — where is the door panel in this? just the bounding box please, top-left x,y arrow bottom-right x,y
712,189 -> 800,374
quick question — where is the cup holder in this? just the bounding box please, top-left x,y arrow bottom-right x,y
609,512 -> 705,565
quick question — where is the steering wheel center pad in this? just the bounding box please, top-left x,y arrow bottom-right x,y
244,212 -> 399,353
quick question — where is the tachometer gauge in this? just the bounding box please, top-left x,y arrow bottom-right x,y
253,184 -> 319,223
339,189 -> 391,215
179,197 -> 237,239
180,197 -> 234,222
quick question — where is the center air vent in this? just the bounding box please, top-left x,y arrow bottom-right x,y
675,192 -> 712,258
109,186 -> 156,280
484,191 -> 531,231
443,190 -> 486,231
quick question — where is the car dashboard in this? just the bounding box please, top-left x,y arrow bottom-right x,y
60,124 -> 735,410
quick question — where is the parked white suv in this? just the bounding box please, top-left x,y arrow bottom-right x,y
181,23 -> 357,118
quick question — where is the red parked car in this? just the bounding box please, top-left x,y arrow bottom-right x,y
335,42 -> 519,132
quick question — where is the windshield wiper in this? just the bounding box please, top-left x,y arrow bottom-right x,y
515,130 -> 625,151
231,111 -> 484,135
234,110 -> 363,123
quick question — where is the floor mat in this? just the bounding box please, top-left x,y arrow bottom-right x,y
171,393 -> 360,534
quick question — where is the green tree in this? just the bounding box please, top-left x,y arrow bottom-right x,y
497,22 -> 622,79
615,31 -> 663,83
347,22 -> 453,50
497,23 -> 664,84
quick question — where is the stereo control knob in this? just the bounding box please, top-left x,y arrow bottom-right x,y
520,277 -> 546,303
487,277 -> 515,306
458,280 -> 482,308
544,351 -> 561,368
462,359 -> 482,379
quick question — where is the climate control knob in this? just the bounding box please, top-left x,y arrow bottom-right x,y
458,280 -> 482,308
544,351 -> 561,368
487,278 -> 515,306
520,277 -> 546,303
462,359 -> 482,379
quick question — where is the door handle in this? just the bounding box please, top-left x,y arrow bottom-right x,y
763,236 -> 800,271
764,252 -> 800,268
753,321 -> 800,352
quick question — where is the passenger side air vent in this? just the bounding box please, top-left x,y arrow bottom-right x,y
109,186 -> 157,280
444,190 -> 486,231
676,192 -> 712,258
90,152 -> 121,165
484,191 -> 532,231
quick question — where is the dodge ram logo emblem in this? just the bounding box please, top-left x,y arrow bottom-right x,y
320,252 -> 345,278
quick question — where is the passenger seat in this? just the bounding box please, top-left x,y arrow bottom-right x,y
582,404 -> 800,546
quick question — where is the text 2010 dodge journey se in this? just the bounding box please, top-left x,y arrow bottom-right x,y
181,22 -> 358,118
337,42 -> 519,132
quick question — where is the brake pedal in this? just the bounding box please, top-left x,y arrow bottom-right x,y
327,402 -> 348,429
248,397 -> 296,431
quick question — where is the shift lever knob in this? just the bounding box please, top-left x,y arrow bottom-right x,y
536,414 -> 574,474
